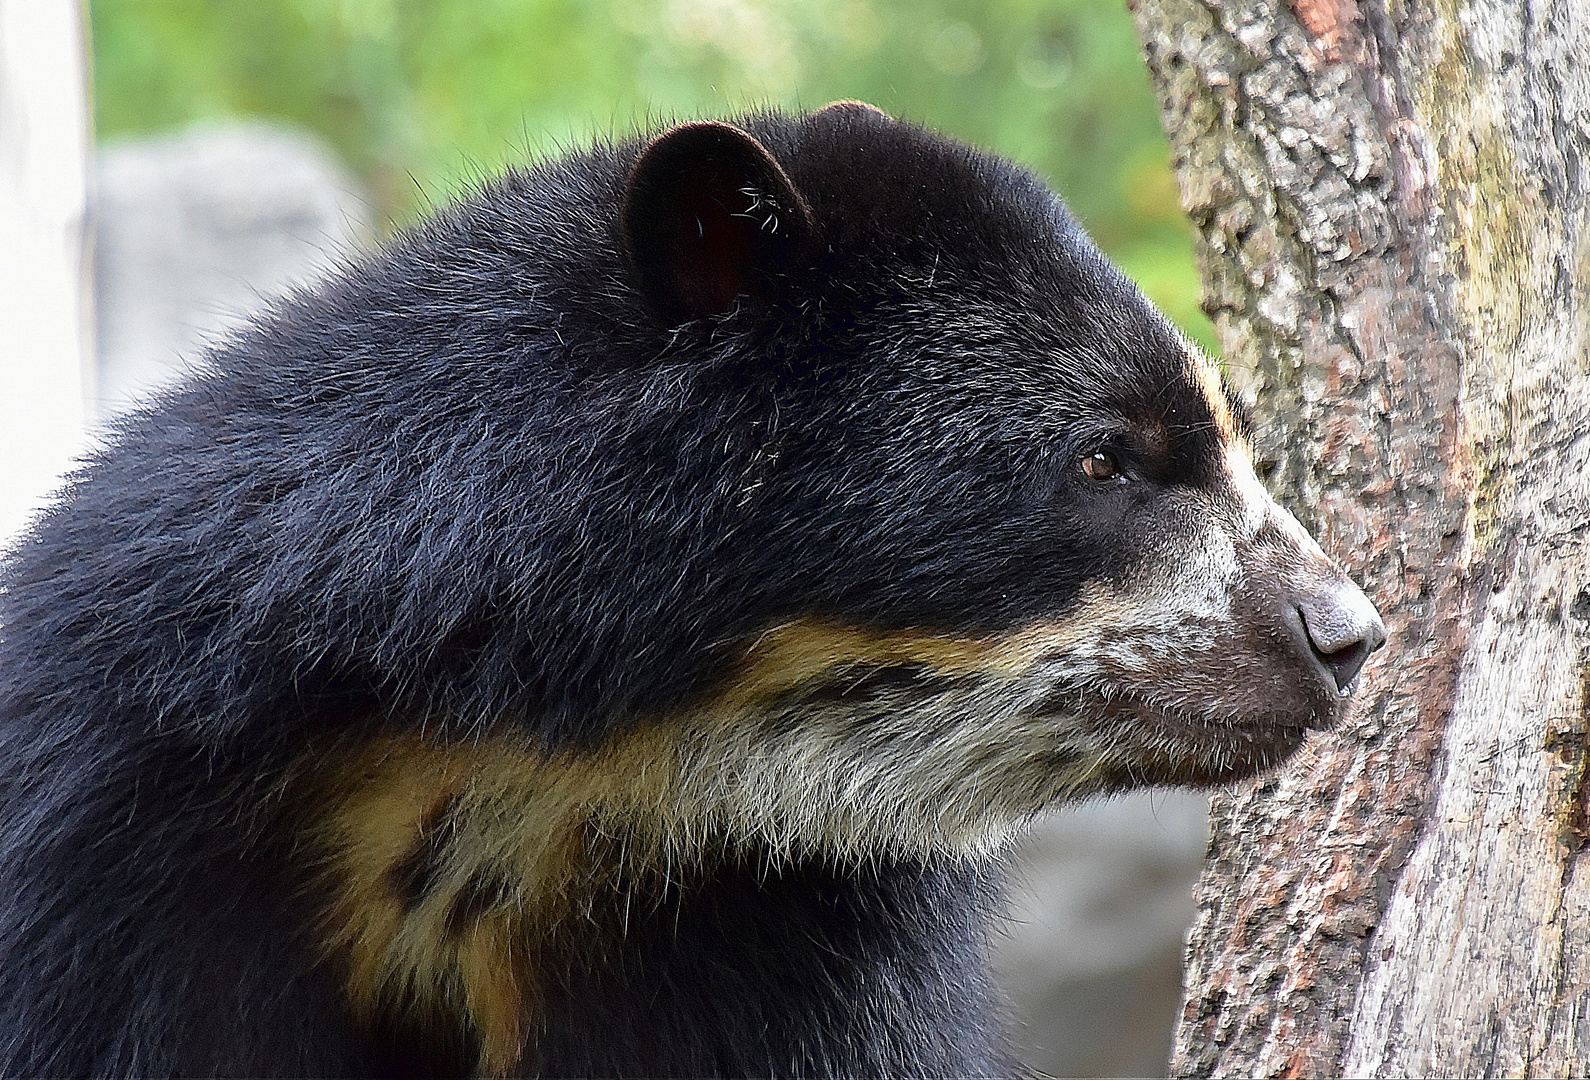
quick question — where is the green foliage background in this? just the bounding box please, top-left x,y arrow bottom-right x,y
90,0 -> 1212,350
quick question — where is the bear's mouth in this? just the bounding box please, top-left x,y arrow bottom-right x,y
1036,686 -> 1338,787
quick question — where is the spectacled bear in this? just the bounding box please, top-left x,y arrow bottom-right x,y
0,102 -> 1385,1078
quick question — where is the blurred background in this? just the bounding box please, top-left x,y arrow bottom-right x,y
4,1 -> 1213,1074
90,0 -> 1215,348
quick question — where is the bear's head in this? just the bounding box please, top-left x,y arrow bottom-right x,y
302,108 -> 1388,1056
313,105 -> 1385,874
499,102 -> 1386,861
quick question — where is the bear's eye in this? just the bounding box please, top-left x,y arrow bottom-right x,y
1080,450 -> 1124,484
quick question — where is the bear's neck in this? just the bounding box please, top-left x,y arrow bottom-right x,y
305,734 -> 1011,1077
522,854 -> 1009,1078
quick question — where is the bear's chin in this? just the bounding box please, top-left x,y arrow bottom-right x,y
1056,690 -> 1347,790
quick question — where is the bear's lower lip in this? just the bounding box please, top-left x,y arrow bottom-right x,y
1039,689 -> 1335,785
1125,707 -> 1314,760
1079,689 -> 1340,736
1109,710 -> 1315,786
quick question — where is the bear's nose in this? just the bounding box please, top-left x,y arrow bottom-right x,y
1297,583 -> 1387,696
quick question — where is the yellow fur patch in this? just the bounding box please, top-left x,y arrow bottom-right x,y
1189,354 -> 1240,446
302,617 -> 1124,1073
307,728 -> 695,1074
717,618 -> 1001,710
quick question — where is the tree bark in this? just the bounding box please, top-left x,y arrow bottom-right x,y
1127,1 -> 1590,1076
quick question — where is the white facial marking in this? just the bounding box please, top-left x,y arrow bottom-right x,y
560,380 -> 1359,866
1224,443 -> 1328,558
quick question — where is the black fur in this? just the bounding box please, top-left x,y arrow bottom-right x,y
0,105 -> 1227,1077
526,856 -> 1007,1079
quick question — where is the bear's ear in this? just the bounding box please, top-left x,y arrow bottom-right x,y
812,100 -> 891,122
621,122 -> 814,325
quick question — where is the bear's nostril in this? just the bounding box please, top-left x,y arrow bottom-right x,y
1316,639 -> 1372,696
1297,584 -> 1387,696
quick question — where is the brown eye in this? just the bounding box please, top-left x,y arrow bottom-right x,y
1081,450 -> 1122,484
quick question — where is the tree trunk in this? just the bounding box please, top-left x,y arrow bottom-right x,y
1126,1 -> 1590,1075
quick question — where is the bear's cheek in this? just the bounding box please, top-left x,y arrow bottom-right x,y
996,466 -> 1369,789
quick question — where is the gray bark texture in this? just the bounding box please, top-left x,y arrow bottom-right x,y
1126,1 -> 1590,1076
